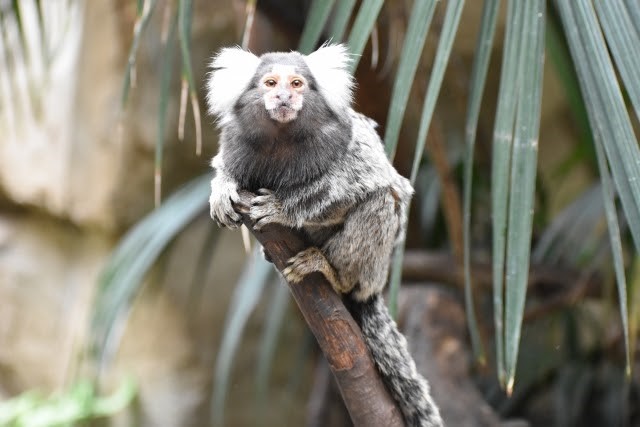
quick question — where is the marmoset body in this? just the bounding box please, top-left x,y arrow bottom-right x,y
207,44 -> 443,427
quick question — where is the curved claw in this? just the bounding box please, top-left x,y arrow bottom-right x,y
235,201 -> 250,215
251,193 -> 273,206
248,189 -> 295,230
226,212 -> 242,228
213,212 -> 241,229
250,197 -> 263,207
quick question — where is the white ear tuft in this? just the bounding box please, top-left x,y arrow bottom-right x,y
207,47 -> 260,122
304,43 -> 355,114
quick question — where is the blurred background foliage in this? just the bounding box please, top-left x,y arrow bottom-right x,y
1,0 -> 640,426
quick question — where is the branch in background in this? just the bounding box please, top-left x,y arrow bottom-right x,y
402,250 -> 600,302
397,287 -> 529,427
235,191 -> 404,427
305,285 -> 533,427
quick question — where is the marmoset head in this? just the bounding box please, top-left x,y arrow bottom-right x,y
207,44 -> 354,126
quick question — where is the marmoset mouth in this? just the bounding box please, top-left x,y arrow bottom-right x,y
269,105 -> 298,123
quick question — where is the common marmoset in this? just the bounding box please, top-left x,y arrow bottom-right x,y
207,44 -> 443,427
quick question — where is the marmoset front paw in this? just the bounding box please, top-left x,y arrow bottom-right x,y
249,189 -> 293,230
209,177 -> 242,228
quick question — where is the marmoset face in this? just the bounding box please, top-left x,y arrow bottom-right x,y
207,44 -> 353,129
259,64 -> 307,124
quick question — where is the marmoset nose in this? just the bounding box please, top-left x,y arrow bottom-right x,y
276,90 -> 291,101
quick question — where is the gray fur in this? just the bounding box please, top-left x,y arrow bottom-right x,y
208,46 -> 443,427
348,295 -> 443,427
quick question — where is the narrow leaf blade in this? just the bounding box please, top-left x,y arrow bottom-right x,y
92,175 -> 210,367
154,12 -> 178,206
410,0 -> 465,184
383,0 -> 437,160
298,0 -> 337,54
491,0 -> 526,387
256,283 -> 290,398
212,249 -> 272,426
121,0 -> 158,106
346,0 -> 384,72
329,0 -> 356,42
557,0 -> 640,376
593,128 -> 631,375
563,0 -> 640,253
462,0 -> 500,365
595,1 -> 640,126
503,0 -> 546,393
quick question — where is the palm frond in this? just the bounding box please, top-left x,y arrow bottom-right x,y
382,0 -> 438,317
298,0 -> 336,53
463,0 -> 500,365
328,0 -> 356,42
595,1 -> 640,123
121,0 -> 158,107
154,10 -> 178,206
382,0 -> 437,160
256,283 -> 291,399
212,249 -> 273,426
502,0 -> 546,393
91,175 -> 210,371
557,0 -> 640,376
177,0 -> 202,154
491,0 -> 526,388
409,0 -> 465,185
346,0 -> 384,72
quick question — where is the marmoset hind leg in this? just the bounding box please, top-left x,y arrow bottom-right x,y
283,189 -> 400,300
283,248 -> 350,293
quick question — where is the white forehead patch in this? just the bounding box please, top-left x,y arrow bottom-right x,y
269,64 -> 297,77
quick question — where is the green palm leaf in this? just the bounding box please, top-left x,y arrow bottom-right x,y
383,0 -> 436,159
347,0 -> 384,72
503,0 -> 546,392
329,0 -> 357,42
212,249 -> 272,426
557,0 -> 640,376
463,0 -> 500,365
490,0 -> 546,391
121,0 -> 157,106
92,175 -> 210,369
491,0 -> 526,388
298,0 -> 336,53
